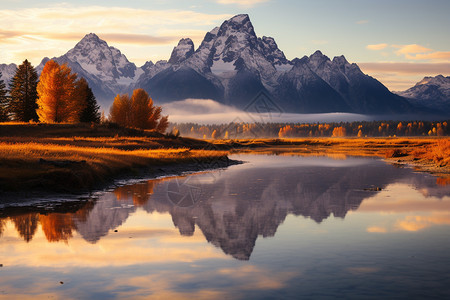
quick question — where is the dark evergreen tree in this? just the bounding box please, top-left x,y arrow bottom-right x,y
79,85 -> 100,123
0,72 -> 9,121
9,59 -> 39,122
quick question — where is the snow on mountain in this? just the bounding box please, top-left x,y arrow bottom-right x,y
132,13 -> 414,113
0,63 -> 18,85
207,14 -> 280,85
172,13 -> 292,104
397,75 -> 450,113
275,56 -> 349,112
65,33 -> 137,81
258,36 -> 290,66
303,50 -> 413,113
168,38 -> 194,65
36,33 -> 144,106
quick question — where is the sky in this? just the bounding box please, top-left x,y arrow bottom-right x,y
1,0 -> 449,91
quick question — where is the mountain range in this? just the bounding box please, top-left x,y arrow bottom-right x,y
0,14 -> 448,115
396,75 -> 450,114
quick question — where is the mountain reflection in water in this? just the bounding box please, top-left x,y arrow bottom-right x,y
1,155 -> 449,261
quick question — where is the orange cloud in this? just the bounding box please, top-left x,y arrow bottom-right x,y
394,44 -> 433,55
390,44 -> 450,62
366,43 -> 450,63
406,51 -> 450,61
366,43 -> 388,51
0,29 -> 24,39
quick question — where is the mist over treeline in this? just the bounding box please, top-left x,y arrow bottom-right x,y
169,120 -> 450,139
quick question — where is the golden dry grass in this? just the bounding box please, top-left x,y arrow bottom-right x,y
215,137 -> 437,157
214,137 -> 450,178
0,123 -> 227,193
0,141 -> 227,192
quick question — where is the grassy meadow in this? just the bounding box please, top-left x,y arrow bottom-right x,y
0,123 -> 228,193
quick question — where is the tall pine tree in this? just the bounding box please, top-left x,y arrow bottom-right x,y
0,72 -> 9,122
9,59 -> 39,122
79,79 -> 100,123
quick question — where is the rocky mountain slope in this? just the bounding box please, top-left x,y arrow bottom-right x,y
397,75 -> 450,113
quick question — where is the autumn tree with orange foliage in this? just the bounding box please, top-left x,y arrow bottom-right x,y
36,60 -> 85,123
279,125 -> 294,138
332,126 -> 346,137
39,213 -> 75,243
110,88 -> 169,132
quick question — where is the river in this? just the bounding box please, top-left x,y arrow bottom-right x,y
1,154 -> 450,299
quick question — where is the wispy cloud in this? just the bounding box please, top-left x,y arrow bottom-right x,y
405,51 -> 450,61
215,0 -> 270,7
393,44 -> 432,55
366,43 -> 388,51
356,20 -> 369,25
366,43 -> 450,63
359,62 -> 450,90
393,44 -> 450,62
0,5 -> 231,65
359,62 -> 450,75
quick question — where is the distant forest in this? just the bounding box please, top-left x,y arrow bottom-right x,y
169,120 -> 450,139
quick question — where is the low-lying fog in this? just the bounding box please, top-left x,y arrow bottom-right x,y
161,99 -> 441,124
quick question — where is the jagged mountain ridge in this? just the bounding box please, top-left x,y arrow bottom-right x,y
396,75 -> 450,113
1,14 -> 419,114
0,63 -> 17,85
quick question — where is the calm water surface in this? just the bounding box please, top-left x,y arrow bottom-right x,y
1,154 -> 450,299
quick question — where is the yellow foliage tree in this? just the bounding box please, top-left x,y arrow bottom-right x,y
109,88 -> 169,132
211,129 -> 218,139
36,60 -> 85,123
357,129 -> 363,137
332,126 -> 346,137
109,94 -> 132,126
279,125 -> 294,138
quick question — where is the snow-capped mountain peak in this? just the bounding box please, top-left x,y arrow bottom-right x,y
258,36 -> 290,66
332,55 -> 349,66
416,75 -> 450,87
397,75 -> 450,113
218,14 -> 255,37
308,50 -> 330,70
169,38 -> 195,65
66,33 -> 137,80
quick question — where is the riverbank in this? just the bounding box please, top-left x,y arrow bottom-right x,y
213,137 -> 450,179
0,123 -> 232,195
